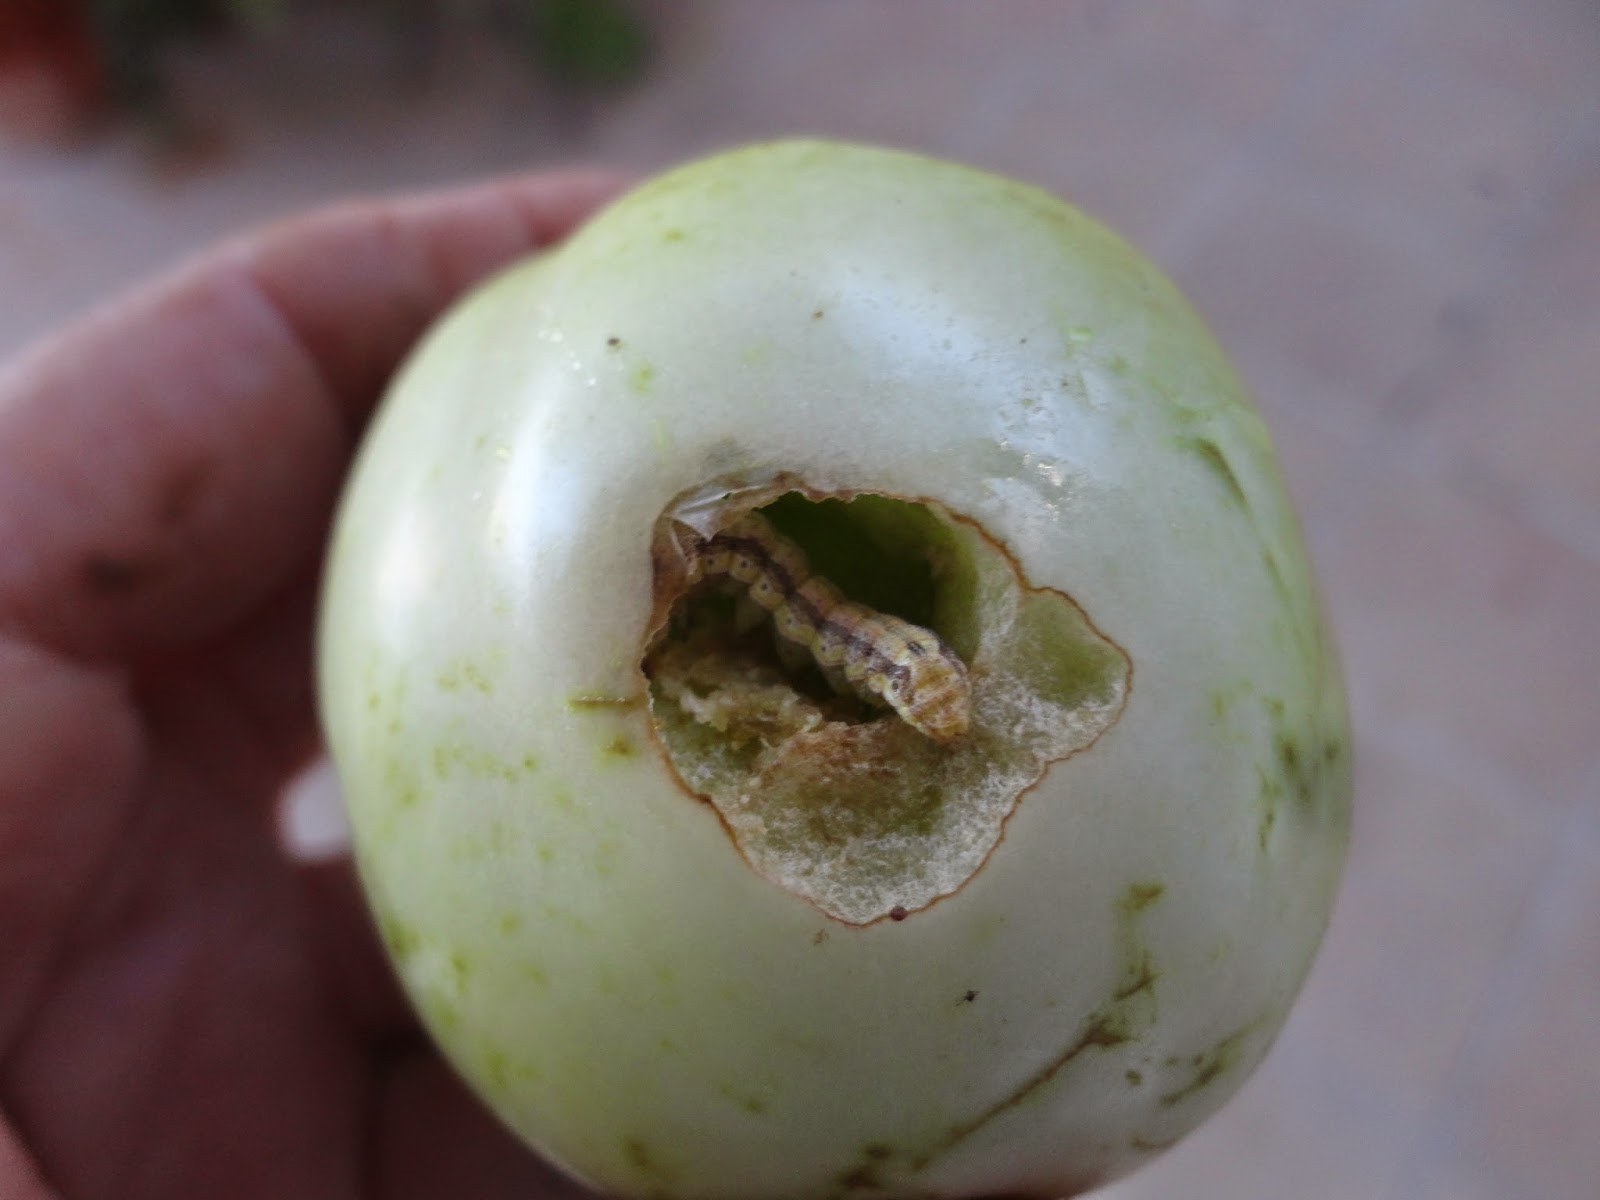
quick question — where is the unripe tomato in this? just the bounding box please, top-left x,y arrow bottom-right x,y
319,140 -> 1350,1200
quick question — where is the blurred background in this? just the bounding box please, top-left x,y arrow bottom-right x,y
3,1 -> 1598,1197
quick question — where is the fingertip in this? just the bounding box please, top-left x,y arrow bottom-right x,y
236,165 -> 629,424
492,167 -> 635,248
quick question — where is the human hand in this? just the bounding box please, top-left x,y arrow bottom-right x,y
0,169 -> 625,1199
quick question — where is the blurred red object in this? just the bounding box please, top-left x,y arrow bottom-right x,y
0,0 -> 106,142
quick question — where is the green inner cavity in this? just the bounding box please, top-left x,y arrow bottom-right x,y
644,490 -> 1131,925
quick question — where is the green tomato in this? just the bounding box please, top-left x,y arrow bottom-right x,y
318,139 -> 1350,1199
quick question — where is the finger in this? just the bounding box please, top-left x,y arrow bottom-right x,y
242,170 -> 626,423
136,563 -> 325,783
0,636 -> 143,1053
370,1050 -> 595,1200
0,170 -> 627,662
0,1113 -> 61,1200
296,855 -> 418,1042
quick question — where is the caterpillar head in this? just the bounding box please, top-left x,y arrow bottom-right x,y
888,640 -> 971,743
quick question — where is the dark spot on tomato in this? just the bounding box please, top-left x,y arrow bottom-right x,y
607,336 -> 621,348
962,989 -> 978,1003
1181,435 -> 1248,509
568,693 -> 642,710
1113,955 -> 1158,1001
1120,881 -> 1166,914
622,1136 -> 676,1184
837,1165 -> 879,1191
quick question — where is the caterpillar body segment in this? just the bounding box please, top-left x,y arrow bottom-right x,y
677,512 -> 971,742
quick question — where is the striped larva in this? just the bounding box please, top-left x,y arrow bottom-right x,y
674,511 -> 971,742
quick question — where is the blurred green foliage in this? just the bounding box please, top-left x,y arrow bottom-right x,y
521,0 -> 650,86
79,0 -> 651,116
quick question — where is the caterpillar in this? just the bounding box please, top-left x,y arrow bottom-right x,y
675,511 -> 971,742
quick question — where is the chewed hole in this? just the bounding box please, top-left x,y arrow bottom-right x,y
642,485 -> 1131,925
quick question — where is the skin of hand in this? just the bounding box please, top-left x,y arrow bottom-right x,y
0,169 -> 626,1200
